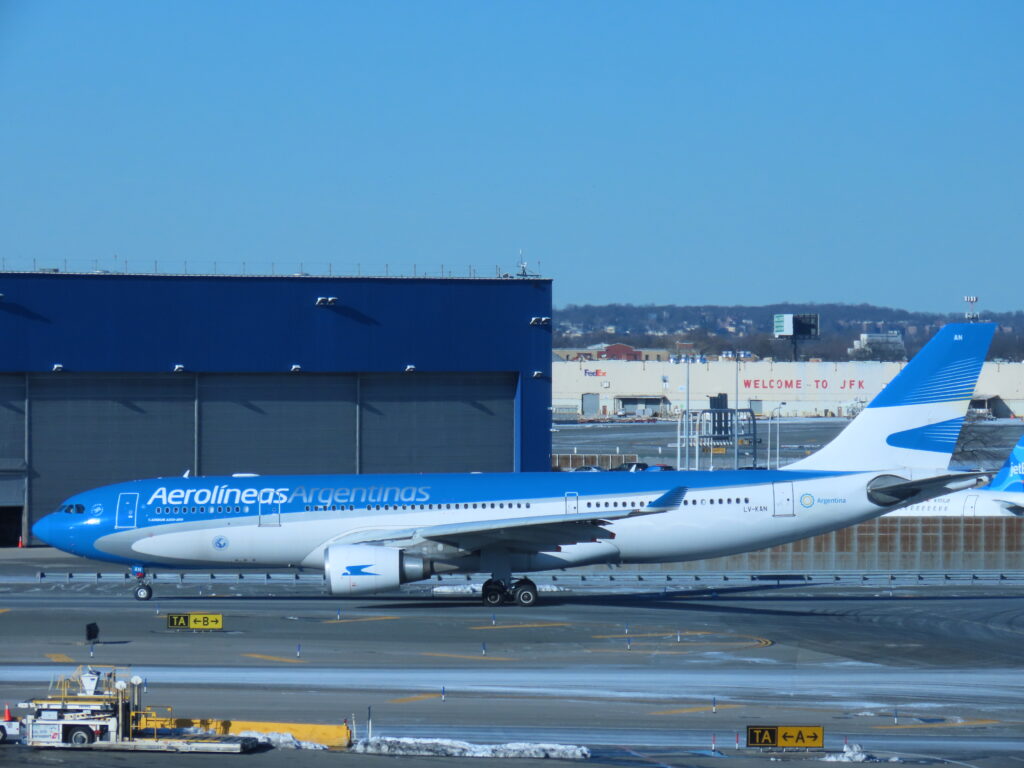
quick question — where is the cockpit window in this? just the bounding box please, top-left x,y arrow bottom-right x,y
63,504 -> 85,514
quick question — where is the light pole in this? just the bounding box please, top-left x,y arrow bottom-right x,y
730,351 -> 751,469
675,407 -> 682,471
770,402 -> 787,469
681,354 -> 705,470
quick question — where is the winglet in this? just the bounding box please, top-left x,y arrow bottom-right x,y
640,486 -> 687,514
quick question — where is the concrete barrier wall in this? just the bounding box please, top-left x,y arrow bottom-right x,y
649,517 -> 1024,572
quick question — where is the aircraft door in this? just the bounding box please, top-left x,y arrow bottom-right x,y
963,494 -> 978,517
772,482 -> 795,517
258,498 -> 281,527
115,493 -> 139,529
564,492 -> 579,514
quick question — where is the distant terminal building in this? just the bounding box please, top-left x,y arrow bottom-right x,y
0,271 -> 552,545
847,330 -> 906,358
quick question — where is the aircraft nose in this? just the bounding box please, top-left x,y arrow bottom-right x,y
32,513 -> 59,546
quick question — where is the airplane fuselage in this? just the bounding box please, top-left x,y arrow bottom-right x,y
42,468 -> 896,575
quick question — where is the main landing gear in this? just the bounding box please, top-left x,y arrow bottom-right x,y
130,565 -> 153,601
481,578 -> 538,607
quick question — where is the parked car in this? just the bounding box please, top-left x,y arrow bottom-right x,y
609,462 -> 648,472
644,464 -> 675,471
572,465 -> 605,472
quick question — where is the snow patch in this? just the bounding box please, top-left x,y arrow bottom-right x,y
819,743 -> 878,762
237,730 -> 328,750
353,737 -> 590,759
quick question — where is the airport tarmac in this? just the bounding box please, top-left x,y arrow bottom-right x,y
1,550 -> 1023,767
552,418 -> 1024,469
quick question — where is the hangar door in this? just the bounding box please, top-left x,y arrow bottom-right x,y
359,372 -> 516,474
28,375 -> 194,532
0,376 -> 26,545
199,375 -> 357,476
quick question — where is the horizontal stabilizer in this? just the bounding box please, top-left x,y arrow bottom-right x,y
867,472 -> 993,507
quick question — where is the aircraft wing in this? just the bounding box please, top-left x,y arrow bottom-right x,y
867,471 -> 994,507
342,486 -> 686,553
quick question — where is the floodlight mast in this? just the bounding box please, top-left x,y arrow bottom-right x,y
964,296 -> 980,323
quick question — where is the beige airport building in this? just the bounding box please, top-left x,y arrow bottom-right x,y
553,358 -> 1024,419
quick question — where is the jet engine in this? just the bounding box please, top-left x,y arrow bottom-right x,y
323,543 -> 430,596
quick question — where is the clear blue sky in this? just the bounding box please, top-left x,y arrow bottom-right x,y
1,1 -> 1021,312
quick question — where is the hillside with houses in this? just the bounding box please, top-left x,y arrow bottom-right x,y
554,303 -> 1024,361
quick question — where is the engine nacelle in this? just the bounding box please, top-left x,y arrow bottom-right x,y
323,543 -> 429,596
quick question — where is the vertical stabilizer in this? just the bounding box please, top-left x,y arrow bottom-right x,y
788,323 -> 995,471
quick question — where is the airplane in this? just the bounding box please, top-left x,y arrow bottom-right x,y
33,322 -> 997,606
890,432 -> 1024,517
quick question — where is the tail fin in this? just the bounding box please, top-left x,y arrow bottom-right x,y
987,435 -> 1024,493
789,323 -> 995,471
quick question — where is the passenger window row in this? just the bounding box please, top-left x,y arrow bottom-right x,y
305,502 -> 533,512
682,497 -> 750,505
154,506 -> 245,514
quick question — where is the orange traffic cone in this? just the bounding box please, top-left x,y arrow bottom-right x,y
3,703 -> 12,722
17,536 -> 23,548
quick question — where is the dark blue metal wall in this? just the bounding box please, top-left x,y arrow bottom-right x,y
0,273 -> 552,471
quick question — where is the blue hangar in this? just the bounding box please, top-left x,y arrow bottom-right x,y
0,271 -> 553,545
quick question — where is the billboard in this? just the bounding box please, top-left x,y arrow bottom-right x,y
773,313 -> 819,339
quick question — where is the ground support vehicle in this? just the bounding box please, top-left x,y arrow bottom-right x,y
18,666 -> 256,752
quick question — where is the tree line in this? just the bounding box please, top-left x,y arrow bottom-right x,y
554,303 -> 1024,361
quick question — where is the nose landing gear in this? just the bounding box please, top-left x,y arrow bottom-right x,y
133,582 -> 153,601
130,565 -> 153,601
481,577 -> 537,607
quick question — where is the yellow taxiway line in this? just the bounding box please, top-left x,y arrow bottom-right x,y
873,719 -> 999,729
45,653 -> 74,663
470,623 -> 570,630
588,649 -> 694,655
421,652 -> 516,662
388,693 -> 444,703
242,653 -> 307,664
0,609 -> 10,615
650,704 -> 742,715
323,616 -> 399,624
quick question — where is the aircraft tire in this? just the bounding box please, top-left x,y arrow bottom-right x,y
66,726 -> 95,745
513,581 -> 537,607
0,725 -> 7,744
133,583 -> 153,601
482,585 -> 505,607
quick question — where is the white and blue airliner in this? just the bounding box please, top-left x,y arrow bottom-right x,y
33,323 -> 997,606
892,432 -> 1024,517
